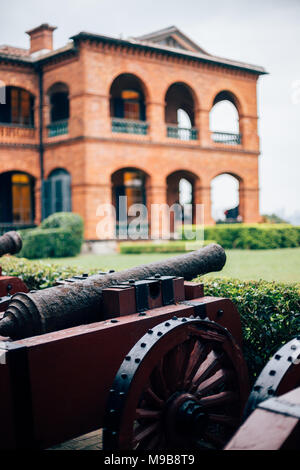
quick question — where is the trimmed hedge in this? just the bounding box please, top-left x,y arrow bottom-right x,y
19,212 -> 84,259
203,277 -> 300,383
119,240 -> 216,254
180,224 -> 300,249
0,255 -> 97,290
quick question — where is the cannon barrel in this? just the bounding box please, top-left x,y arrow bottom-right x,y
0,231 -> 22,257
0,243 -> 226,340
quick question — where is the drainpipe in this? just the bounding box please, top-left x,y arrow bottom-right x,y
37,65 -> 45,220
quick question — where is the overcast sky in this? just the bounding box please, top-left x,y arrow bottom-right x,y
1,0 -> 299,220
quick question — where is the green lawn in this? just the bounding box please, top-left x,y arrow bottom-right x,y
42,247 -> 300,283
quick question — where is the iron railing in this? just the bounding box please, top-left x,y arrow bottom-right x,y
112,118 -> 148,135
211,131 -> 242,145
47,119 -> 69,137
167,126 -> 198,141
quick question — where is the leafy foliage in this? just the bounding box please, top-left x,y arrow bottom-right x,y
180,224 -> 300,249
119,240 -> 215,254
0,255 -> 97,290
18,212 -> 84,259
202,277 -> 300,382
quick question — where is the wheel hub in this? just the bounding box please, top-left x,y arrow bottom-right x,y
164,392 -> 209,446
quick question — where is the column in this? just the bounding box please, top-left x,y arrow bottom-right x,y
197,108 -> 212,147
147,184 -> 170,239
146,101 -> 166,141
239,187 -> 261,223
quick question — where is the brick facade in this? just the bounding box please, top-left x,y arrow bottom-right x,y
0,25 -> 266,240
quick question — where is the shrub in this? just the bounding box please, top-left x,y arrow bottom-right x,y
202,277 -> 300,383
19,212 -> 84,259
0,255 -> 97,290
119,240 -> 216,254
180,224 -> 300,249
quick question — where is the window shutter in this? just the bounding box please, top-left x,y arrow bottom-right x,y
42,180 -> 52,219
114,98 -> 124,118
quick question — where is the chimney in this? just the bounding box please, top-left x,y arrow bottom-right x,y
26,23 -> 57,55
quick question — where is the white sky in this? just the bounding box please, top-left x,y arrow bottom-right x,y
0,0 -> 299,220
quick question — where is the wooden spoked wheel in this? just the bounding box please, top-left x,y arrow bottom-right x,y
103,317 -> 249,450
243,335 -> 300,420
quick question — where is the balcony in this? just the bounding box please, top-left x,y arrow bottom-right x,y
112,118 -> 148,135
167,126 -> 198,141
211,131 -> 242,145
0,123 -> 35,139
47,119 -> 69,138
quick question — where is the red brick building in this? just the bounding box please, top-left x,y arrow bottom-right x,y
0,24 -> 266,240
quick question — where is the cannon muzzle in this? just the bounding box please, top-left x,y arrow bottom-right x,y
0,231 -> 22,257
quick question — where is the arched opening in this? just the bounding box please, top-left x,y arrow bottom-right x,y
165,82 -> 198,140
111,168 -> 149,237
0,86 -> 35,127
42,168 -> 72,219
167,171 -> 198,233
110,74 -> 148,135
210,91 -> 241,145
0,171 -> 35,227
211,173 -> 242,223
47,82 -> 69,137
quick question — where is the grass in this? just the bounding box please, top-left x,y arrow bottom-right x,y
41,247 -> 300,283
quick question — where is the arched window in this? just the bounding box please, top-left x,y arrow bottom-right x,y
110,74 -> 147,135
111,168 -> 148,237
211,174 -> 241,222
42,169 -> 71,218
0,172 -> 35,225
0,87 -> 34,127
210,91 -> 241,145
47,83 -> 69,137
165,83 -> 197,140
167,171 -> 198,232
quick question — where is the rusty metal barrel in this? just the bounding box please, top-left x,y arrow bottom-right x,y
0,231 -> 22,257
0,243 -> 226,340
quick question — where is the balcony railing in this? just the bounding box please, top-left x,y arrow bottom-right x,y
167,126 -> 198,141
112,118 -> 148,135
0,123 -> 35,139
211,131 -> 242,145
47,119 -> 69,137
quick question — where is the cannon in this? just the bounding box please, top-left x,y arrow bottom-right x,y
0,231 -> 28,313
0,242 -> 298,451
0,243 -> 226,340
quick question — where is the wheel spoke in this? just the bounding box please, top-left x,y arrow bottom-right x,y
132,422 -> 160,448
183,341 -> 210,388
136,408 -> 162,420
151,360 -> 170,399
143,387 -> 164,409
189,350 -> 222,391
172,341 -> 192,388
145,431 -> 163,450
195,368 -> 233,397
199,330 -> 226,343
197,391 -> 238,408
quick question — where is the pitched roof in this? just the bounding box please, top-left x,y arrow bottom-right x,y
132,25 -> 209,54
0,25 -> 267,75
